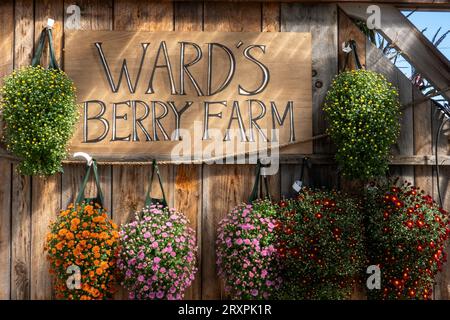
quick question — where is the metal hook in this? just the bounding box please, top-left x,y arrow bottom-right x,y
74,152 -> 93,166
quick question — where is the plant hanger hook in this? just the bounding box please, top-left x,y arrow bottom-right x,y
74,152 -> 93,167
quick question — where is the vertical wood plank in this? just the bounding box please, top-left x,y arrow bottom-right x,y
112,0 -> 174,299
0,0 -> 14,300
202,1 -> 262,300
174,164 -> 202,300
281,4 -> 338,190
280,164 -> 302,199
0,162 -> 11,300
11,167 -> 31,300
113,0 -> 173,31
30,175 -> 61,299
338,9 -> 366,71
11,0 -> 34,300
112,164 -> 148,300
15,0 -> 34,69
30,0 -> 64,300
34,0 -> 64,67
0,0 -> 14,81
281,3 -> 338,155
262,2 -> 280,32
64,0 -> 113,31
366,38 -> 414,182
431,95 -> 450,299
202,164 -> 254,300
204,2 -> 261,32
262,2 -> 281,202
413,86 -> 433,205
61,0 -> 113,215
174,1 -> 203,300
10,180 -> 29,310
174,1 -> 203,32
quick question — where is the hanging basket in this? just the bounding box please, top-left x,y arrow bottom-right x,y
216,162 -> 282,300
0,27 -> 78,176
324,40 -> 400,180
117,160 -> 198,300
46,161 -> 119,300
365,179 -> 450,300
274,189 -> 365,300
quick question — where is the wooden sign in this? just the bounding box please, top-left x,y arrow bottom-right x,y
64,31 -> 312,162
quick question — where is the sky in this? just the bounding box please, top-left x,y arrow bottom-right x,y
396,11 -> 450,76
404,11 -> 450,59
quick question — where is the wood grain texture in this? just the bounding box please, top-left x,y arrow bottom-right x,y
111,0 -> 174,299
30,175 -> 61,300
113,0 -> 174,31
174,2 -> 202,300
11,167 -> 31,300
261,1 -> 281,203
204,2 -> 260,32
201,1 -> 261,300
61,0 -> 113,215
61,164 -> 112,212
413,85 -> 434,212
281,3 -> 338,155
0,0 -> 14,300
0,160 -> 11,300
280,4 -> 337,189
64,30 -> 312,160
175,1 -> 203,31
174,164 -> 202,299
64,0 -> 113,31
0,0 -> 14,81
280,164 -> 303,199
34,0 -> 64,67
338,8 -> 366,71
14,0 -> 34,69
366,38 -> 414,182
201,164 -> 254,299
262,2 -> 280,32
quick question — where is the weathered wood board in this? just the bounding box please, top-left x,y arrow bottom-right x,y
0,0 -> 448,301
64,30 -> 313,161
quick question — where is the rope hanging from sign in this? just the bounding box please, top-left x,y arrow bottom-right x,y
144,159 -> 168,207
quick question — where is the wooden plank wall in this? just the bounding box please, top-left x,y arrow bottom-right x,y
0,1 -> 448,300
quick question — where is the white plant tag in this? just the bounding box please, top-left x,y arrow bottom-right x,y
292,180 -> 303,192
342,42 -> 352,53
47,18 -> 55,28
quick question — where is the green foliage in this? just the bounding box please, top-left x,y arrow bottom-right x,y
1,65 -> 78,176
365,179 -> 450,300
274,189 -> 366,299
324,70 -> 400,180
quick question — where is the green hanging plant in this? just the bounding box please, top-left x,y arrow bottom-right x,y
1,28 -> 78,176
1,65 -> 78,176
324,69 -> 400,180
